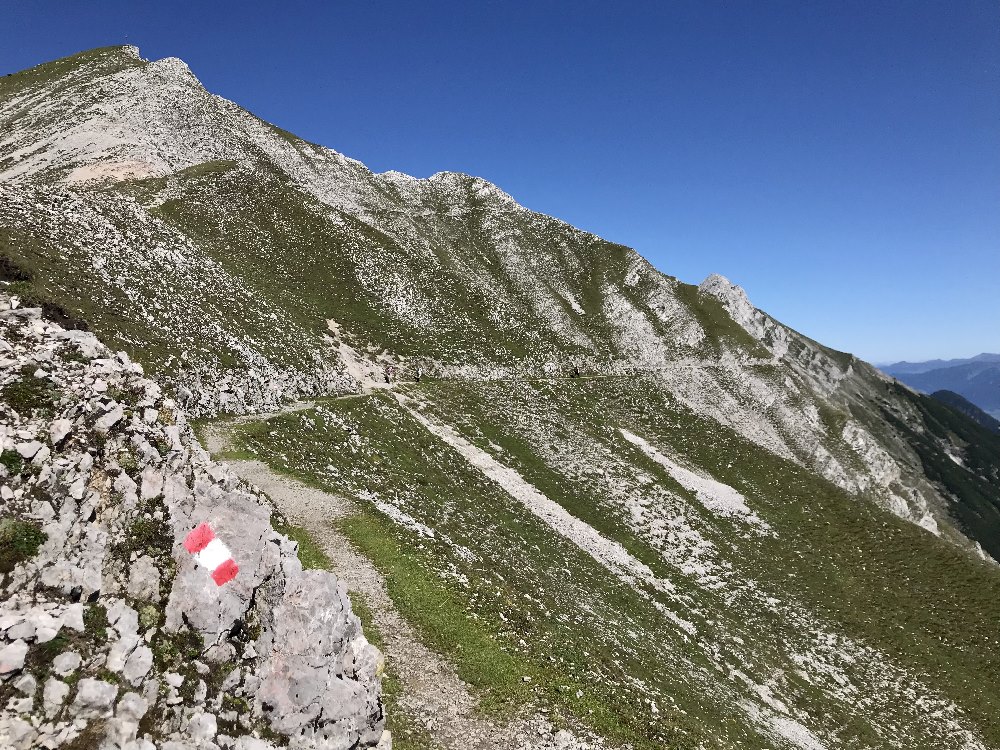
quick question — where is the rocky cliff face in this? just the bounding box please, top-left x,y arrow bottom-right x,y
0,296 -> 387,750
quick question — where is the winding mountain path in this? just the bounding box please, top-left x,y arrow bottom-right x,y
200,403 -> 602,750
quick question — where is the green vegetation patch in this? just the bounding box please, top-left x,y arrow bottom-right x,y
152,627 -> 204,673
341,508 -> 535,716
0,450 -> 25,476
0,45 -> 143,93
270,514 -> 332,571
113,516 -> 173,559
84,603 -> 109,641
1,365 -> 61,416
0,516 -> 47,574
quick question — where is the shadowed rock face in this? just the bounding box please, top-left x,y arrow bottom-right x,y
0,297 -> 386,749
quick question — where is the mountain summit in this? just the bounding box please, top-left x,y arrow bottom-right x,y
2,47 -> 1000,750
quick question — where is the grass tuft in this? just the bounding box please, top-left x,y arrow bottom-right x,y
0,516 -> 47,574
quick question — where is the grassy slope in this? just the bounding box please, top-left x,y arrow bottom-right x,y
231,380 -> 1000,749
120,163 -> 653,364
233,395 -> 749,749
421,378 -> 1000,744
0,214 -> 168,364
0,46 -> 146,145
878,385 -> 1000,560
120,163 -> 429,358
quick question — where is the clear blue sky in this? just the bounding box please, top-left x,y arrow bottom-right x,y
4,1 -> 998,363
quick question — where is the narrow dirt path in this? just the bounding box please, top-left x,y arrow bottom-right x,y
201,410 -> 601,750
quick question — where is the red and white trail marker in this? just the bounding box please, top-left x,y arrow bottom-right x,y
183,522 -> 239,586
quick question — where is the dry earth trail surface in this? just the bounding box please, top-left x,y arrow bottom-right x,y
202,401 -> 607,750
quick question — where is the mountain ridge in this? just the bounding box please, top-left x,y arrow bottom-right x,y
931,390 -> 1000,434
2,43 -> 996,562
882,352 -> 1000,375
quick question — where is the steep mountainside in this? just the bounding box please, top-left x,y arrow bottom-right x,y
2,46 -> 1000,750
931,391 -> 1000,434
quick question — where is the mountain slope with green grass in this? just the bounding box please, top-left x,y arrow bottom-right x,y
226,380 -> 1000,749
2,45 -> 1000,750
932,390 -> 1000,434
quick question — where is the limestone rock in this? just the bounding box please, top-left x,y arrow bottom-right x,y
70,678 -> 119,719
127,556 -> 162,601
43,677 -> 70,718
257,571 -> 384,745
0,639 -> 28,674
116,691 -> 149,722
13,673 -> 37,696
15,440 -> 42,458
95,404 -> 125,433
52,651 -> 82,676
188,712 -> 218,742
123,645 -> 154,684
0,717 -> 38,750
49,418 -> 73,445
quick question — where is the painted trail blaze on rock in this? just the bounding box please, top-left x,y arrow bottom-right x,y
183,522 -> 239,585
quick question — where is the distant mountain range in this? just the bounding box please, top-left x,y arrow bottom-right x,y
883,352 -> 1000,375
883,354 -> 1000,418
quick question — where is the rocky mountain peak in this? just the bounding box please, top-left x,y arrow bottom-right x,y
144,55 -> 200,84
698,273 -> 754,319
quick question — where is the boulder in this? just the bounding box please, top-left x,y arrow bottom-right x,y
52,651 -> 82,676
49,419 -> 73,445
70,678 -> 119,719
16,440 -> 42,458
0,639 -> 28,674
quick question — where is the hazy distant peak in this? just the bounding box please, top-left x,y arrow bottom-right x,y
884,353 -> 1000,375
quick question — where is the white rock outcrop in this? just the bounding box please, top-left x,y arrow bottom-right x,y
0,300 -> 386,749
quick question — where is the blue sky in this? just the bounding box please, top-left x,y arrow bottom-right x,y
4,1 -> 998,362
